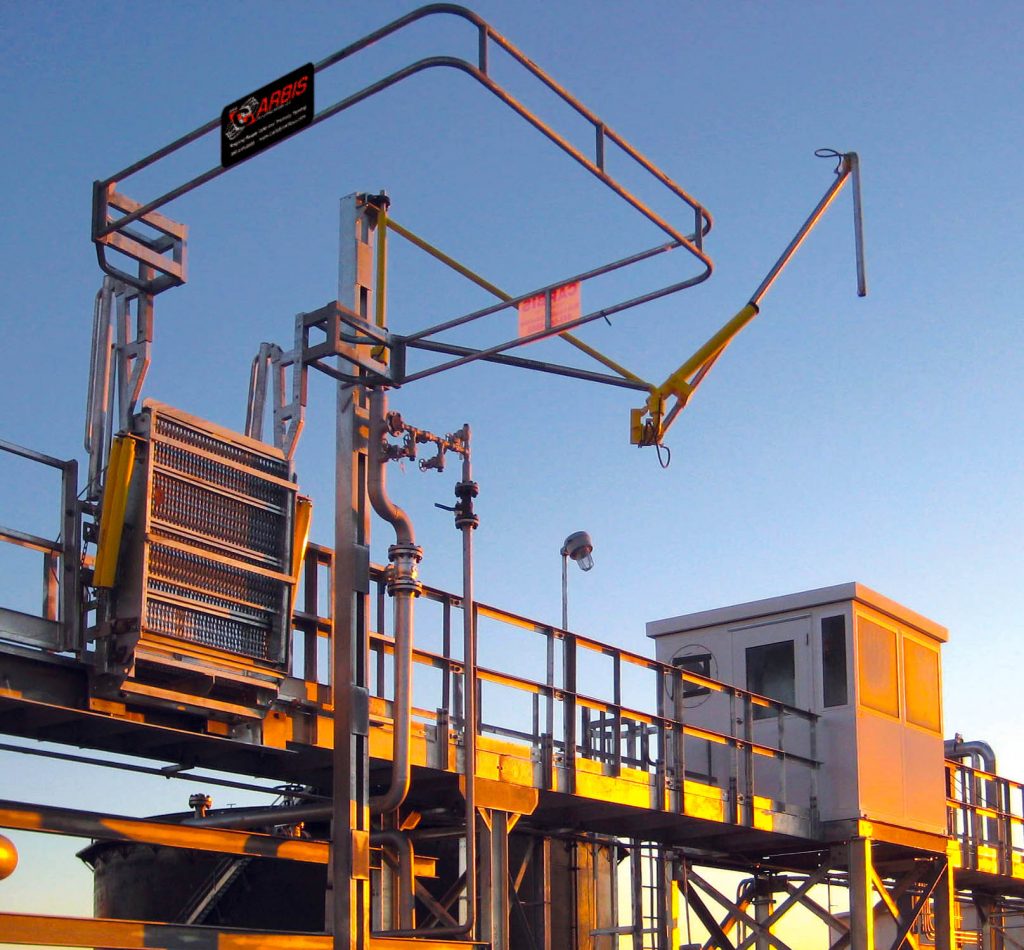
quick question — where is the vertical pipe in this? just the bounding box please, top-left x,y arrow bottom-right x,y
367,389 -> 419,816
385,427 -> 478,939
850,153 -> 868,297
458,429 -> 479,938
374,830 -> 415,931
753,875 -> 772,950
565,634 -> 577,794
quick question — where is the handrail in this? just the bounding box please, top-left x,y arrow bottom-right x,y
0,440 -> 80,652
294,543 -> 819,823
946,759 -> 1024,879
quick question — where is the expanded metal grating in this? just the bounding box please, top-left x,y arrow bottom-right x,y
154,415 -> 288,479
151,472 -> 286,564
153,439 -> 288,507
146,598 -> 270,659
148,544 -> 281,612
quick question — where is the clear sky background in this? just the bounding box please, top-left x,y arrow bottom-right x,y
1,0 -> 1022,935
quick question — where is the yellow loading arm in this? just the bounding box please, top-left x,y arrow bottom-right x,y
371,152 -> 864,453
632,150 -> 866,448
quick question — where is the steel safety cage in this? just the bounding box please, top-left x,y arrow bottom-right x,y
91,4 -> 713,393
89,403 -> 299,709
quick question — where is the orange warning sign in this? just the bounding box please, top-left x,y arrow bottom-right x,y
517,282 -> 581,340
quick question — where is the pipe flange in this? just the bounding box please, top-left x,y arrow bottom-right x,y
387,543 -> 423,597
388,543 -> 423,564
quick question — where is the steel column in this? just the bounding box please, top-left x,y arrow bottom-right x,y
847,838 -> 875,950
329,193 -> 378,950
480,810 -> 511,949
753,875 -> 773,950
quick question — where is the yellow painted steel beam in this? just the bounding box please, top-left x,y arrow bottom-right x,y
386,217 -> 511,303
0,913 -> 479,949
559,331 -> 649,385
651,304 -> 759,403
632,303 -> 759,446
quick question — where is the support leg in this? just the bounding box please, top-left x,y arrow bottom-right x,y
932,858 -> 956,950
480,809 -> 511,950
848,838 -> 875,950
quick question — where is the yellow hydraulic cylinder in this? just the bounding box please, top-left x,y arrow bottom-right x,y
92,436 -> 137,588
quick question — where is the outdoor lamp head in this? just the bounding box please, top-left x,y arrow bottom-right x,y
561,531 -> 594,572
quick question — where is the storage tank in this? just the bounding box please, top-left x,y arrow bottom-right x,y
78,805 -> 327,930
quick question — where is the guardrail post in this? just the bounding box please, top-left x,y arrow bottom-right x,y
564,633 -> 577,793
60,458 -> 81,652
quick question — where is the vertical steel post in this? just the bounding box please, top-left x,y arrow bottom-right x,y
975,894 -> 1000,950
481,810 -> 511,949
561,553 -> 568,629
59,458 -> 80,653
753,874 -> 773,950
848,837 -> 875,950
932,858 -> 956,950
329,193 -> 377,950
540,837 -> 553,950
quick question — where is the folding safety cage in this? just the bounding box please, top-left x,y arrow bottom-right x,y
107,401 -> 299,707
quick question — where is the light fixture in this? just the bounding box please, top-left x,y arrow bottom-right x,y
561,530 -> 595,629
561,531 -> 594,572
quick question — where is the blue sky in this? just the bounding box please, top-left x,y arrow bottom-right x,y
1,0 -> 1023,930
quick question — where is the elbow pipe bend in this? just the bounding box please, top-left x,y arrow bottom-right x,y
945,737 -> 998,774
368,390 -> 415,546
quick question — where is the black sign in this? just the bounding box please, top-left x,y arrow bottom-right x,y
221,64 -> 314,168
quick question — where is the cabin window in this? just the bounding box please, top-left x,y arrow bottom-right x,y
821,615 -> 849,707
673,652 -> 712,699
904,637 -> 941,732
858,617 -> 899,717
746,640 -> 795,719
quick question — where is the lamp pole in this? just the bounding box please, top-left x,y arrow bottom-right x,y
561,551 -> 569,630
560,531 -> 594,631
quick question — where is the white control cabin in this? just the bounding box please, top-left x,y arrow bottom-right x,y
647,583 -> 948,837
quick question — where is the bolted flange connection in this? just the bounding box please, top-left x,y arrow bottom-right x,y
386,542 -> 423,597
454,480 -> 479,531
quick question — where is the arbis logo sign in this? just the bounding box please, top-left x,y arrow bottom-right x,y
221,64 -> 314,168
